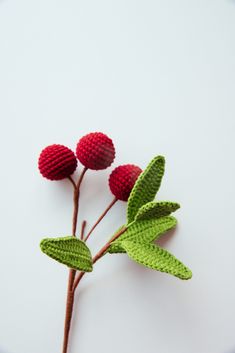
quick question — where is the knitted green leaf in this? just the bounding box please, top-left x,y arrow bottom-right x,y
108,216 -> 177,254
135,201 -> 180,221
40,236 -> 93,272
127,156 -> 165,224
121,241 -> 192,280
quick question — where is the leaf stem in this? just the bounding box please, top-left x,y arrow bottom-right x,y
72,225 -> 127,293
62,167 -> 87,353
84,197 -> 118,242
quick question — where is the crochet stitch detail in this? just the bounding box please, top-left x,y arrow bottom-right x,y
76,132 -> 115,170
38,144 -> 77,180
40,236 -> 93,272
127,156 -> 165,223
108,216 -> 177,253
109,164 -> 142,201
135,201 -> 180,221
121,241 -> 192,280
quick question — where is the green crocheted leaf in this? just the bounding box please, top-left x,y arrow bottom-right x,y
135,201 -> 180,221
121,241 -> 192,280
127,156 -> 165,224
108,216 -> 177,254
40,236 -> 93,272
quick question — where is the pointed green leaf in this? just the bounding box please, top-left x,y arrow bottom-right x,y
127,156 -> 165,224
108,216 -> 177,254
121,241 -> 192,280
40,236 -> 93,272
135,201 -> 180,221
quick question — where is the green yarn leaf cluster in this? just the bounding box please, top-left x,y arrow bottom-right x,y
108,155 -> 192,280
40,236 -> 93,272
108,216 -> 177,254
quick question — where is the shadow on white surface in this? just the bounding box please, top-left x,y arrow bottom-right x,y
157,227 -> 176,248
0,347 -> 13,353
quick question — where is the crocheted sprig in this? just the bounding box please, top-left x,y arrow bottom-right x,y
104,156 -> 192,280
38,133 -> 192,353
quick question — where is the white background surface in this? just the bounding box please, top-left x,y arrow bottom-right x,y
0,1 -> 235,353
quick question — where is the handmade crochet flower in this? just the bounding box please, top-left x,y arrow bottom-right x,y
76,132 -> 115,170
109,164 -> 142,201
38,144 -> 77,180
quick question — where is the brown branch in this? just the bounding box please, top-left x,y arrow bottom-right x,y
72,225 -> 127,293
84,197 -> 118,242
71,190 -> 79,236
68,176 -> 77,190
77,167 -> 87,190
62,167 -> 87,353
71,167 -> 87,237
81,220 -> 87,240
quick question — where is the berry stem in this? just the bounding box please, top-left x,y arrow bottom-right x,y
81,220 -> 87,240
84,197 -> 118,242
68,176 -> 77,190
72,167 -> 87,236
62,167 -> 87,353
72,225 -> 127,293
71,189 -> 79,236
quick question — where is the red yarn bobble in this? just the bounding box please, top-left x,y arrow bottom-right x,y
38,144 -> 77,181
109,164 -> 142,201
76,132 -> 115,170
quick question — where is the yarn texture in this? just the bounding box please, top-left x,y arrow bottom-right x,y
76,132 -> 115,170
121,241 -> 192,280
38,134 -> 193,353
127,156 -> 165,223
107,155 -> 192,280
108,216 -> 177,254
135,201 -> 180,221
109,164 -> 142,201
38,144 -> 77,180
40,236 -> 93,272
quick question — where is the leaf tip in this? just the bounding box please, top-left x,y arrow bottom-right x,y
180,267 -> 192,280
166,202 -> 180,216
168,215 -> 178,226
154,155 -> 165,166
185,269 -> 193,280
175,203 -> 181,211
40,238 -> 48,253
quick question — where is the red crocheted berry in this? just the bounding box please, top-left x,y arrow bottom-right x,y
76,132 -> 115,170
109,164 -> 142,201
38,144 -> 77,181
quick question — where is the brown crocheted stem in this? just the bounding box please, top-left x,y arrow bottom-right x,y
68,167 -> 87,236
62,168 -> 87,353
80,220 -> 87,240
63,170 -> 124,353
84,197 -> 118,242
62,277 -> 75,353
72,225 -> 127,292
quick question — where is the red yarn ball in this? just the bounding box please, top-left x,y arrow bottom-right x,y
109,164 -> 142,201
38,144 -> 77,181
76,132 -> 115,170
